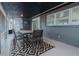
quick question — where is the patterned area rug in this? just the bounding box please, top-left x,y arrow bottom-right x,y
10,41 -> 54,56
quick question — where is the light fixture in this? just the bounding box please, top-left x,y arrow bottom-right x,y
20,14 -> 23,17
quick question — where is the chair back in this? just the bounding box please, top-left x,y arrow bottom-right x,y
32,30 -> 43,38
13,29 -> 22,40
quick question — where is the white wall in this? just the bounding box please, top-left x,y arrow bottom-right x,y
0,15 -> 6,55
0,3 -> 7,55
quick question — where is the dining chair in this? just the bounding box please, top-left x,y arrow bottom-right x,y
25,30 -> 43,50
22,33 -> 29,50
13,29 -> 23,50
27,30 -> 43,43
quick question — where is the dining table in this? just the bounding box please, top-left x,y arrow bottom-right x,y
19,30 -> 33,51
20,30 -> 33,34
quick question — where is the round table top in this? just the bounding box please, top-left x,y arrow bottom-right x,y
19,30 -> 33,34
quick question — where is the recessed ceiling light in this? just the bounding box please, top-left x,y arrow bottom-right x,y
21,14 -> 23,17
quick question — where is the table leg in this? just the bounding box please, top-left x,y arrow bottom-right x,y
23,38 -> 25,51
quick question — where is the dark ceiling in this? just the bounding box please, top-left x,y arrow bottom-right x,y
22,2 -> 63,18
2,2 -> 71,18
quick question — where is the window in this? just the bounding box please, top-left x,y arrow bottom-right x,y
56,9 -> 69,25
32,20 -> 38,30
13,18 -> 23,31
47,14 -> 55,26
32,17 -> 40,30
46,5 -> 79,26
8,19 -> 13,30
71,6 -> 79,24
